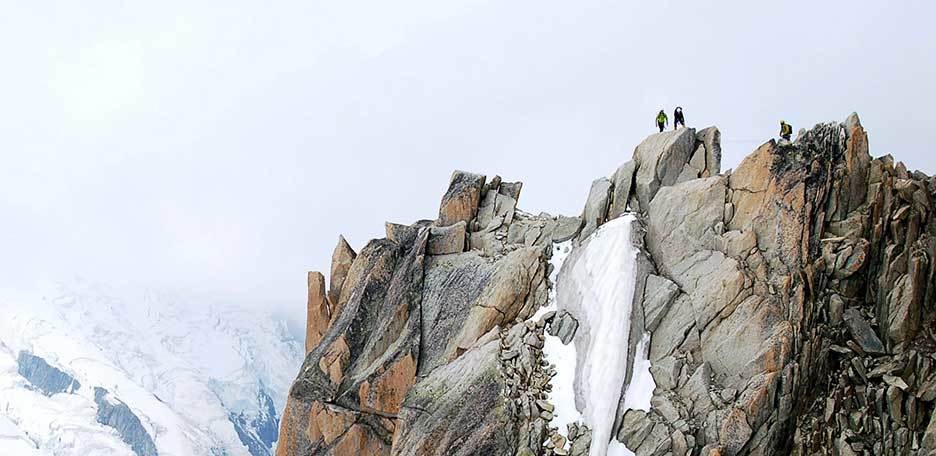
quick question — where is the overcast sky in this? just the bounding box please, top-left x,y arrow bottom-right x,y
2,1 -> 934,326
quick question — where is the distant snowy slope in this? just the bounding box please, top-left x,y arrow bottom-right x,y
0,281 -> 303,456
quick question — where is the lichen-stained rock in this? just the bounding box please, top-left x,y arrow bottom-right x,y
386,222 -> 419,245
450,247 -> 548,358
726,142 -> 772,233
328,235 -> 357,307
438,170 -> 486,227
718,408 -> 752,456
391,337 -> 514,456
306,271 -> 331,354
418,251 -> 496,376
419,246 -> 547,376
427,220 -> 466,255
277,400 -> 394,456
632,127 -> 697,208
826,237 -> 870,279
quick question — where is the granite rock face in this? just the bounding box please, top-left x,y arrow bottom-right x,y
278,172 -> 555,456
278,114 -> 936,456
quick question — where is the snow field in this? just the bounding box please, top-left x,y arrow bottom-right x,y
537,215 -> 655,456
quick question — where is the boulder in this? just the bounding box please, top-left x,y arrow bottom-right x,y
617,409 -> 654,451
642,274 -> 680,332
609,160 -> 637,219
843,308 -> 885,355
553,216 -> 584,242
633,128 -> 697,208
580,178 -> 613,240
695,127 -> 722,178
427,221 -> 467,255
547,310 -> 579,344
438,171 -> 486,227
386,222 -> 419,245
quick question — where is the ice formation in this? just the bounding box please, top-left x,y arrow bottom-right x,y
550,214 -> 651,456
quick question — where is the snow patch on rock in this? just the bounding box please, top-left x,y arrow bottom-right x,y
533,240 -> 578,439
551,215 -> 651,456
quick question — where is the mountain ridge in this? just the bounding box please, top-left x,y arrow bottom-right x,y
278,113 -> 936,455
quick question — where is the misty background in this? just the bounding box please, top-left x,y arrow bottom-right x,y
2,1 -> 934,329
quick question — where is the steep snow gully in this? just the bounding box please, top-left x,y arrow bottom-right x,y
541,215 -> 654,456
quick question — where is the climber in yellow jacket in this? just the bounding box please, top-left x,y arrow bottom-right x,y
656,110 -> 668,133
780,120 -> 793,141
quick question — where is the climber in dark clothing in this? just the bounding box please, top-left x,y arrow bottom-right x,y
673,107 -> 685,130
780,120 -> 793,141
656,110 -> 668,133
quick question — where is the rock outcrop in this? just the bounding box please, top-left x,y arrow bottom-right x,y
278,115 -> 936,456
16,351 -> 81,396
93,387 -> 159,456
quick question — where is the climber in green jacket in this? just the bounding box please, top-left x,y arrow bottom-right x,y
656,110 -> 668,133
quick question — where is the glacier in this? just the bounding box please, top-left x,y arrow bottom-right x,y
0,281 -> 303,456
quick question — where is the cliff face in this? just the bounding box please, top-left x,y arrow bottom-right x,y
278,114 -> 936,456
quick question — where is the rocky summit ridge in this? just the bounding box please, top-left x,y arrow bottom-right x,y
277,114 -> 936,456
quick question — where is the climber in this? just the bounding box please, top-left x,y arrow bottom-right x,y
656,110 -> 668,133
673,107 -> 686,130
780,120 -> 793,141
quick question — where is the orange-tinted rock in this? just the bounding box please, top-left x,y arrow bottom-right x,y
277,397 -> 393,456
331,423 -> 392,456
437,171 -> 486,227
318,335 -> 350,386
313,404 -> 356,445
306,271 -> 330,354
357,352 -> 417,415
328,235 -> 356,307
